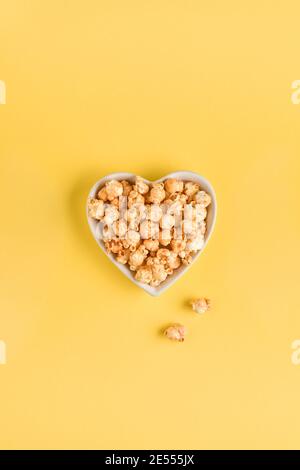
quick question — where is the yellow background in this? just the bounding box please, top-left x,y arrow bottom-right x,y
0,0 -> 300,450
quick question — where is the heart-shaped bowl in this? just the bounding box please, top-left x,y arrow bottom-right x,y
87,171 -> 217,296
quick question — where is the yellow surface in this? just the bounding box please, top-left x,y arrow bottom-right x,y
0,0 -> 300,450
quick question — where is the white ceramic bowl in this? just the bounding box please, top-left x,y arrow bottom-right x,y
87,171 -> 217,296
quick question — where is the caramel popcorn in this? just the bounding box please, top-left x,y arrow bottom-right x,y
164,178 -> 184,194
87,175 -> 212,288
194,190 -> 211,207
135,265 -> 152,284
184,182 -> 200,198
121,180 -> 132,196
191,298 -> 210,314
97,187 -> 108,201
129,245 -> 148,270
148,183 -> 166,204
87,198 -> 104,220
134,176 -> 150,195
164,324 -> 186,342
143,239 -> 159,251
105,180 -> 123,201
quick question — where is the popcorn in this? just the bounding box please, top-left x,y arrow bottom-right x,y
121,180 -> 132,196
126,229 -> 141,246
103,205 -> 119,225
159,229 -> 172,247
156,248 -> 171,264
191,298 -> 210,314
167,252 -> 181,270
134,176 -> 150,195
87,198 -> 104,220
164,178 -> 184,194
140,220 -> 159,240
128,190 -> 145,208
116,248 -> 130,264
129,245 -> 148,270
135,265 -> 152,284
148,183 -> 165,204
146,204 -> 163,222
186,233 -> 205,252
143,239 -> 159,251
193,190 -> 211,207
105,239 -> 123,254
184,182 -> 200,198
105,180 -> 123,201
164,324 -> 186,342
97,187 -> 108,201
170,239 -> 186,253
151,262 -> 168,284
88,176 -> 211,288
112,219 -> 127,238
160,214 -> 175,230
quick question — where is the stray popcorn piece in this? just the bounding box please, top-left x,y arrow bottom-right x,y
164,324 -> 186,342
191,298 -> 210,314
87,176 -> 212,288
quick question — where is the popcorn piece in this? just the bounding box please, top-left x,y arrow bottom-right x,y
98,187 -> 108,201
163,199 -> 183,215
87,198 -> 105,220
105,180 -> 123,201
164,324 -> 186,342
164,178 -> 184,194
116,248 -> 130,264
194,204 -> 207,222
148,183 -> 166,204
151,263 -> 168,284
156,248 -> 171,264
180,250 -> 193,265
160,214 -> 175,230
129,245 -> 148,270
186,233 -> 205,252
112,219 -> 127,238
134,176 -> 150,195
146,204 -> 163,222
121,180 -> 132,196
135,265 -> 152,284
126,229 -> 141,246
105,239 -> 123,254
143,239 -> 159,251
198,221 -> 206,235
194,190 -> 211,207
167,252 -> 181,270
170,239 -> 186,253
191,298 -> 210,314
128,190 -> 145,208
140,220 -> 159,240
159,229 -> 172,247
103,205 -> 119,225
184,182 -> 200,198
111,198 -> 120,208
